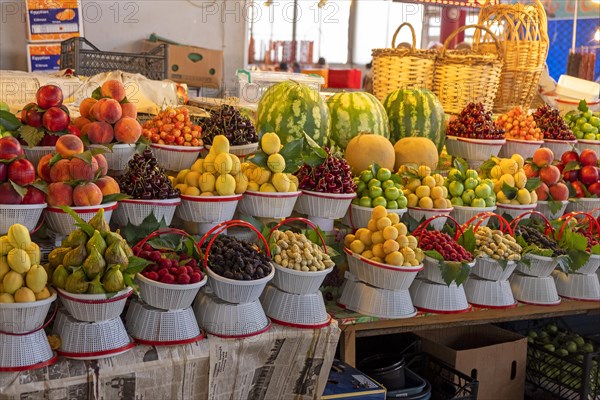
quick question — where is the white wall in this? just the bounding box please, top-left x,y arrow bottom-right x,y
0,0 -> 248,95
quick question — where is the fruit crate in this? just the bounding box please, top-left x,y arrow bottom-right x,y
60,38 -> 167,80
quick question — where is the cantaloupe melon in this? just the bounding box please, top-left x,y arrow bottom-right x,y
345,133 -> 395,176
394,137 -> 439,171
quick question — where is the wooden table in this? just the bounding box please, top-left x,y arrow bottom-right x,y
330,300 -> 600,367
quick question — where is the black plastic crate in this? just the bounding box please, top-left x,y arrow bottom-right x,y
60,38 -> 167,80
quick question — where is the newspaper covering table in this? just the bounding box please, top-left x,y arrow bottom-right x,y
0,322 -> 340,400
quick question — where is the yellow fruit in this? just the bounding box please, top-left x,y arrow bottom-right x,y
203,153 -> 217,174
259,183 -> 276,192
383,239 -> 400,254
198,172 -> 216,193
0,236 -> 14,256
401,247 -> 416,262
267,153 -> 286,173
201,192 -> 215,196
216,174 -> 236,196
431,186 -> 444,200
530,190 -> 538,204
516,188 -> 531,205
500,158 -> 519,175
407,193 -> 419,208
371,206 -> 388,220
406,235 -> 418,249
441,186 -> 449,199
288,182 -> 298,192
414,248 -> 425,263
433,198 -> 448,209
385,251 -> 404,266
415,186 -> 431,199
229,154 -> 241,175
3,271 -> 23,294
490,165 -> 503,179
422,176 -> 436,188
14,287 -> 35,302
371,231 -> 384,245
394,137 -> 439,171
0,293 -> 14,303
241,162 -> 251,173
445,199 -> 452,208
287,174 -> 299,187
35,287 -> 51,300
25,242 -> 41,266
345,133 -> 395,175
367,219 -> 378,232
511,153 -> 525,169
355,228 -> 369,243
417,165 -> 431,178
496,191 -> 510,204
514,171 -> 527,189
7,224 -> 31,250
376,217 -> 392,231
234,173 -> 249,194
350,240 -> 365,254
361,250 -> 374,259
185,171 -> 201,187
372,243 -> 386,259
418,197 -> 433,209
26,265 -> 47,293
394,223 -> 408,236
272,172 -> 290,192
406,178 -> 422,193
261,132 -> 281,155
191,158 -> 204,173
387,213 -> 400,224
247,182 -> 259,191
371,257 -> 383,263
175,183 -> 188,193
214,152 -> 233,175
359,230 -> 373,247
396,234 -> 409,248
500,173 -> 515,188
7,248 -> 30,274
168,176 -> 175,185
184,186 -> 201,196
0,257 -> 9,281
211,135 -> 230,154
510,199 -> 520,205
432,174 -> 444,187
175,169 -> 189,184
344,234 -> 356,248
382,226 -> 398,240
248,167 -> 271,185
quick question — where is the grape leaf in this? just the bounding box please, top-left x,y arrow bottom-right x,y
247,150 -> 268,169
424,250 -> 444,261
9,180 -> 27,199
525,177 -> 541,191
91,87 -> 103,100
19,125 -> 45,147
90,145 -> 110,155
0,110 -> 21,131
123,212 -> 167,246
123,256 -> 151,275
592,244 -> 600,255
563,161 -> 580,173
439,260 -> 471,286
496,258 -> 509,270
548,200 -> 564,214
279,137 -> 304,160
555,254 -> 570,274
502,182 -> 518,200
457,227 -> 476,254
102,193 -> 131,203
303,132 -> 327,158
238,214 -> 265,233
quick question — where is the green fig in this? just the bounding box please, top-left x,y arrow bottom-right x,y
88,209 -> 110,236
48,247 -> 71,269
122,240 -> 134,259
61,229 -> 88,248
82,245 -> 106,280
86,274 -> 105,294
52,265 -> 69,289
63,244 -> 87,268
86,230 -> 107,256
105,240 -> 128,268
102,264 -> 125,293
105,231 -> 124,246
65,268 -> 89,294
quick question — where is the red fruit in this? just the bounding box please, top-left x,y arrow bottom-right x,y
42,107 -> 70,132
580,149 -> 598,167
587,182 -> 600,196
0,164 -> 6,183
580,166 -> 599,186
539,165 -> 561,185
177,273 -> 190,284
549,183 -> 569,201
190,272 -> 202,283
563,170 -> 579,182
160,273 -> 175,284
157,268 -> 168,277
523,163 -> 539,178
143,244 -> 153,252
149,251 -> 162,262
571,181 -> 586,198
67,124 -> 81,137
188,259 -> 198,269
158,258 -> 171,269
25,108 -> 44,128
177,266 -> 188,276
40,134 -> 60,146
20,103 -> 36,121
22,187 -> 45,204
185,266 -> 193,275
7,159 -> 35,186
556,163 -> 564,174
532,148 -> 554,168
146,271 -> 159,281
536,182 -> 549,201
561,150 -> 579,165
169,267 -> 179,275
0,137 -> 24,160
0,182 -> 22,204
36,84 -> 63,109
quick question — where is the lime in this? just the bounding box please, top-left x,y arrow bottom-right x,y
377,168 -> 392,181
396,195 -> 408,209
359,196 -> 372,207
591,127 -> 599,135
372,196 -> 387,208
474,183 -> 492,199
596,134 -> 600,140
356,181 -> 367,194
368,178 -> 382,188
451,196 -> 464,206
464,177 -> 479,190
382,179 -> 395,190
465,169 -> 479,180
384,186 -> 400,200
360,170 -> 373,183
471,198 -> 486,208
369,186 -> 383,198
461,189 -> 476,205
448,181 -> 464,197
387,200 -> 398,209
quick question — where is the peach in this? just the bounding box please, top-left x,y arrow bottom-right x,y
89,98 -> 108,121
49,159 -> 72,182
114,117 -> 141,144
73,182 -> 103,206
70,157 -> 99,181
79,98 -> 97,118
96,176 -> 120,196
100,80 -> 126,102
532,148 -> 554,168
85,121 -> 114,144
94,154 -> 108,176
549,182 -> 569,201
523,163 -> 539,179
47,182 -> 73,207
37,153 -> 53,182
73,116 -> 92,130
56,134 -> 84,159
98,99 -> 122,124
540,165 -> 561,185
120,102 -> 137,119
535,182 -> 549,201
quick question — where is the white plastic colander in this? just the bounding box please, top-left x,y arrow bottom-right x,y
112,198 -> 180,227
0,329 -> 56,372
345,205 -> 407,230
464,277 -> 517,308
565,198 -> 600,215
177,194 -> 241,225
0,203 -> 46,235
509,272 -> 561,305
451,206 -> 496,226
237,190 -> 301,219
193,288 -> 271,338
345,248 -> 422,291
409,278 -> 471,313
205,143 -> 258,158
445,136 -> 505,161
45,202 -> 117,236
553,270 -> 600,301
578,254 -> 600,275
294,190 -> 355,220
0,291 -> 56,334
543,139 -> 577,158
535,201 -> 569,220
206,263 -> 275,304
495,203 -> 538,221
516,254 -> 558,278
271,263 -> 333,295
407,208 -> 452,230
260,285 -> 330,328
56,287 -> 133,322
23,146 -> 54,168
150,143 -> 203,172
498,139 -> 542,159
136,273 -> 207,311
419,256 -> 475,286
125,298 -> 203,345
471,258 -> 517,282
88,143 -> 136,173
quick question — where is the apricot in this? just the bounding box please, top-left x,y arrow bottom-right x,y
114,117 -> 141,144
98,99 -> 122,124
85,121 -> 114,144
100,80 -> 126,102
70,157 -> 99,181
79,98 -> 97,118
49,159 -> 72,182
120,102 -> 137,119
94,154 -> 108,176
56,134 -> 84,159
47,182 -> 73,207
37,153 -> 53,182
96,176 -> 120,196
73,116 -> 92,130
73,182 -> 103,206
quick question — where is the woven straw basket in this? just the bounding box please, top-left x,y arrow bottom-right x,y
372,22 -> 437,101
475,0 -> 549,113
432,24 -> 503,115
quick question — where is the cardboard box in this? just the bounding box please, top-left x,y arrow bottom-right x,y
143,40 -> 223,89
26,0 -> 83,42
416,324 -> 527,400
322,359 -> 386,400
27,43 -> 62,72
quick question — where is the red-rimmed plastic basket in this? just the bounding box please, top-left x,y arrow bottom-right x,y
88,143 -> 136,174
193,287 -> 271,338
553,270 -> 600,302
237,190 -> 301,219
23,146 -> 54,168
346,204 -> 407,230
512,211 -> 559,277
0,290 -> 57,334
268,217 -> 333,295
56,286 -> 133,322
451,205 -> 496,226
557,211 -> 600,275
464,276 -> 517,309
566,198 -> 600,215
536,200 -> 569,220
409,278 -> 471,314
542,139 -> 577,157
199,220 -> 274,304
0,203 -> 46,235
495,203 -> 537,220
150,143 -> 203,171
112,198 -> 181,227
260,285 -> 331,329
0,329 -> 57,372
177,193 -> 241,234
45,202 -> 117,236
575,139 -> 600,155
133,228 -> 207,310
407,207 -> 453,230
125,298 -> 205,345
498,138 -> 543,159
509,272 -> 561,306
445,136 -> 505,166
294,190 -> 356,231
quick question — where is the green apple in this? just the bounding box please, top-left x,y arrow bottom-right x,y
575,129 -> 584,139
384,186 -> 400,200
465,169 -> 479,180
448,181 -> 465,197
351,198 -> 360,205
582,122 -> 593,133
483,179 -> 495,193
484,194 -> 496,207
396,195 -> 408,209
451,196 -> 464,206
372,196 -> 387,208
359,196 -> 372,207
590,116 -> 600,127
584,133 -> 596,140
356,181 -> 367,194
376,168 -> 392,181
461,189 -> 476,205
382,179 -> 395,190
368,178 -> 381,188
464,177 -> 479,190
360,170 -> 373,183
447,168 -> 462,182
369,186 -> 383,198
471,198 -> 486,208
474,184 -> 492,199
387,200 -> 398,209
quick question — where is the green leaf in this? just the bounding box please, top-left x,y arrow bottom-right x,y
453,157 -> 468,175
31,180 -> 48,194
371,163 -> 381,177
303,132 -> 326,157
563,161 -> 580,173
566,249 -> 590,273
238,214 -> 265,233
121,97 -> 130,104
91,87 -> 103,100
123,212 -> 168,246
9,180 -> 27,199
479,159 -> 497,177
123,256 -> 151,275
591,244 -> 600,255
89,145 -> 110,156
304,152 -> 326,167
457,227 -> 476,254
19,125 -> 45,147
424,250 -> 444,261
304,225 -> 327,248
247,150 -> 268,169
59,205 -> 95,237
548,200 -> 564,214
148,237 -> 178,250
556,255 -> 570,274
0,110 -> 21,131
49,153 -> 63,167
502,182 -> 518,200
439,260 -> 471,286
283,159 -> 303,174
497,258 -> 509,270
524,177 -> 541,192
73,151 -> 94,165
102,193 -> 131,203
279,137 -> 304,161
578,99 -> 588,112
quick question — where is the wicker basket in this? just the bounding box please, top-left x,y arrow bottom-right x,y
476,0 -> 549,113
372,22 -> 437,101
432,24 -> 503,115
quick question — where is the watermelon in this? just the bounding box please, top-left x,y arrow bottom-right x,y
383,88 -> 446,153
256,81 -> 329,146
327,92 -> 389,152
